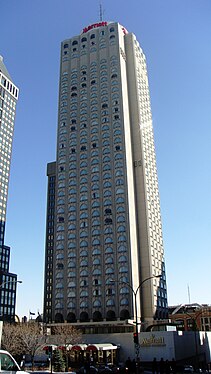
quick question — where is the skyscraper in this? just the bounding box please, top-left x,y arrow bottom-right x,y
43,22 -> 168,330
0,56 -> 19,321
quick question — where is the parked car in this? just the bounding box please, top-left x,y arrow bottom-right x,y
183,365 -> 194,373
98,365 -> 113,374
78,365 -> 98,374
0,349 -> 29,373
106,364 -> 128,374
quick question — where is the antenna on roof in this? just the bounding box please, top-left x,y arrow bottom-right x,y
187,283 -> 191,304
99,1 -> 104,21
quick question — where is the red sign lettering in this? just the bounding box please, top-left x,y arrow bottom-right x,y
82,22 -> 108,33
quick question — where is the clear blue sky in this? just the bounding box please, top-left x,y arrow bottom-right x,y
1,0 -> 211,318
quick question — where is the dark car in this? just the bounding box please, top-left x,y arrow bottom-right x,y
78,365 -> 98,374
107,364 -> 128,374
98,365 -> 113,374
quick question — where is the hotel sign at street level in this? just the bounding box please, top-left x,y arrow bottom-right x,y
82,22 -> 108,33
140,334 -> 166,347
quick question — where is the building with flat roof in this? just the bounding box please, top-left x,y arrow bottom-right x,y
43,21 -> 168,330
0,56 -> 19,321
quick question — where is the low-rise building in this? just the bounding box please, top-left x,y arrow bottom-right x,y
168,304 -> 211,331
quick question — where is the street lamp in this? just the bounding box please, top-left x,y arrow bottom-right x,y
109,274 -> 162,358
0,280 -> 22,288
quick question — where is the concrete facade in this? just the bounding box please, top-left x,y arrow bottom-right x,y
0,56 -> 19,321
43,22 -> 168,329
82,331 -> 211,365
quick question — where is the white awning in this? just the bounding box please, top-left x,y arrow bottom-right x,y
86,344 -> 118,351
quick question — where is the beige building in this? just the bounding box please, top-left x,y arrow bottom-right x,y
43,21 -> 168,330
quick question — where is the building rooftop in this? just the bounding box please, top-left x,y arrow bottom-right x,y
0,56 -> 12,80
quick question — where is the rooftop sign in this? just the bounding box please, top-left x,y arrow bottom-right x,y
82,22 -> 108,33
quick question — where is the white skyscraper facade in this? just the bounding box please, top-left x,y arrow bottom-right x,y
0,56 -> 19,321
44,22 -> 168,329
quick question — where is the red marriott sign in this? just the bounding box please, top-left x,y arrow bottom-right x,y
82,22 -> 108,33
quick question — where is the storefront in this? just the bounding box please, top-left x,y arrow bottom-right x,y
69,343 -> 118,365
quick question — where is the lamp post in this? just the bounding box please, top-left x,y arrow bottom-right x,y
109,274 -> 162,359
0,280 -> 22,288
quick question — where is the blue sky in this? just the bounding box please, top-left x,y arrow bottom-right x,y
1,0 -> 211,318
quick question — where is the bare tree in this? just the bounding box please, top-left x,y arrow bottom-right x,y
51,325 -> 82,370
2,322 -> 45,370
52,325 -> 82,347
1,323 -> 22,356
18,322 -> 46,368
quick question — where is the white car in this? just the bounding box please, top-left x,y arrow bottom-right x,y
0,349 -> 28,373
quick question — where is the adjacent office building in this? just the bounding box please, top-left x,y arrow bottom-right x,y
0,56 -> 19,321
43,22 -> 168,330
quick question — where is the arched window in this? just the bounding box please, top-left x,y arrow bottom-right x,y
80,240 -> 88,247
104,190 -> 111,197
56,282 -> 63,289
68,242 -> 76,249
80,269 -> 88,276
92,238 -> 100,246
68,281 -> 76,287
116,197 -> 124,204
80,231 -> 88,238
80,260 -> 88,267
104,227 -> 112,234
93,258 -> 100,265
105,237 -> 113,244
80,212 -> 88,219
80,301 -> 88,308
120,298 -> 129,306
119,255 -> 127,262
80,177 -> 88,184
117,225 -> 126,232
68,291 -> 76,297
103,173 -> 111,179
68,233 -> 76,239
68,252 -> 76,258
92,201 -> 100,208
119,266 -> 128,273
105,257 -> 113,264
117,206 -> 125,213
106,267 -> 114,274
57,243 -> 64,250
118,235 -> 126,242
117,215 -> 125,223
56,272 -> 63,279
93,269 -> 101,275
105,247 -> 113,254
104,199 -> 112,206
92,248 -> 101,256
57,234 -> 64,241
103,181 -> 112,188
93,300 -> 101,307
106,299 -> 115,306
56,254 -> 64,260
80,290 -> 88,297
92,229 -> 100,236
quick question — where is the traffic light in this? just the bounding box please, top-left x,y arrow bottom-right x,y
133,332 -> 139,344
48,346 -> 53,356
43,346 -> 49,355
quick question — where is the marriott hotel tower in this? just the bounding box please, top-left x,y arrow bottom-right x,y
43,22 -> 168,329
